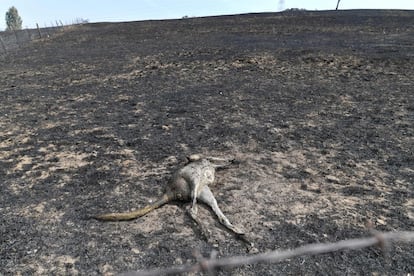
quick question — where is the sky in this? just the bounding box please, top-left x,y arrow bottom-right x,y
1,0 -> 413,30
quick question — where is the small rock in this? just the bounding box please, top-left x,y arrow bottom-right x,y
161,125 -> 172,131
131,248 -> 141,254
326,175 -> 340,183
376,218 -> 386,225
304,168 -> 318,175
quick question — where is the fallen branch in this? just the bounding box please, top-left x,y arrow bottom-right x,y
121,231 -> 414,276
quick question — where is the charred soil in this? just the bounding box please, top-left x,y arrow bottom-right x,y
0,10 -> 413,275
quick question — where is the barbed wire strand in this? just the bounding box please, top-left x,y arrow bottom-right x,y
120,231 -> 414,276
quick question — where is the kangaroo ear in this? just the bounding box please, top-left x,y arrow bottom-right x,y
187,154 -> 203,162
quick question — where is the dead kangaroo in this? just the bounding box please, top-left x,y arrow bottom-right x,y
93,154 -> 245,238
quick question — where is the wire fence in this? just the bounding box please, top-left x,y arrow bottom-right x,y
120,230 -> 414,275
0,19 -> 88,55
0,26 -> 59,55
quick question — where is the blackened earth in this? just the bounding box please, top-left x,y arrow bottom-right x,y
0,10 -> 413,275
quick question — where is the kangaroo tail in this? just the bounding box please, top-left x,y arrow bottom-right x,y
93,194 -> 170,221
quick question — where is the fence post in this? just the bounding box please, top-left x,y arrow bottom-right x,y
13,29 -> 20,48
36,23 -> 42,39
26,28 -> 31,41
336,0 -> 341,10
0,35 -> 7,53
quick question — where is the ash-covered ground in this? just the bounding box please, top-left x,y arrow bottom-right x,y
0,10 -> 413,275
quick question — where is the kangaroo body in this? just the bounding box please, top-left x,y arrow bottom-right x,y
94,156 -> 244,236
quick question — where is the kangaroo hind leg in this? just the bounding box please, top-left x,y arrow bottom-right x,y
198,185 -> 244,236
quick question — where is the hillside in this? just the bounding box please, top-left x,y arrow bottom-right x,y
0,10 -> 413,275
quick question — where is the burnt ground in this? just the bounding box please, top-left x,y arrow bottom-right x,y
0,9 -> 413,275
